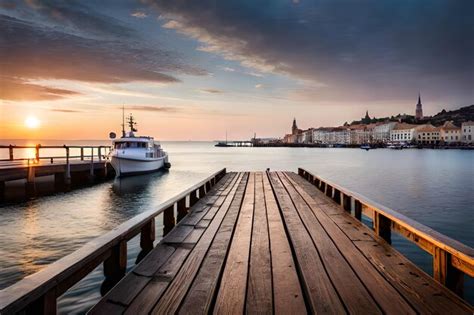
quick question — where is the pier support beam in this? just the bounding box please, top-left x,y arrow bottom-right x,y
25,163 -> 36,198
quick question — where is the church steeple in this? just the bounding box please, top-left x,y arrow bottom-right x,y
362,110 -> 370,124
292,118 -> 298,135
415,92 -> 423,120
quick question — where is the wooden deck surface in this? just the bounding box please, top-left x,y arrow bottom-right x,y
89,171 -> 473,314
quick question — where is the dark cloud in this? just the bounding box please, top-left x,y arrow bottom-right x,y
149,0 -> 474,104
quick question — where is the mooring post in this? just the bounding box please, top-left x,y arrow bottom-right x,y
9,145 -> 14,161
177,197 -> 187,222
163,204 -> 176,235
140,218 -> 155,251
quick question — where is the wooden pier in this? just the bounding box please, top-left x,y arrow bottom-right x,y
0,169 -> 472,314
0,145 -> 113,199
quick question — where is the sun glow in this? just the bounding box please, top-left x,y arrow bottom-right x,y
25,116 -> 40,129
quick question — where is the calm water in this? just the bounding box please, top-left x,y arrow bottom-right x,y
0,141 -> 473,312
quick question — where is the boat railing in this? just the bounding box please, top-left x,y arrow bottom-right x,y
298,168 -> 473,297
0,168 -> 227,314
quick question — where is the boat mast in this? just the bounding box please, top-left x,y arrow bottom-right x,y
121,105 -> 125,137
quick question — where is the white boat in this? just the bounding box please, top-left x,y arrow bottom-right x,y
108,112 -> 170,177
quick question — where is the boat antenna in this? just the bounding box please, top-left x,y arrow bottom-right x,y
121,105 -> 125,137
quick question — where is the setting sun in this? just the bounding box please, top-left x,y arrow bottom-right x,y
25,116 -> 40,129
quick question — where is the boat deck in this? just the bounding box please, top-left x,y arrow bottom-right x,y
89,171 -> 472,314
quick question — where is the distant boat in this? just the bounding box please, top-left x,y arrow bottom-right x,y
360,144 -> 371,151
215,131 -> 231,147
108,109 -> 170,177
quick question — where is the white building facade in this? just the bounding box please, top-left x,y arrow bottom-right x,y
461,121 -> 474,143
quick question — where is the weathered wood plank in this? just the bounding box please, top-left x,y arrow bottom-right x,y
262,172 -> 306,314
246,172 -> 273,314
178,173 -> 249,314
283,172 -> 415,314
213,173 -> 255,314
276,172 -> 382,314
356,240 -> 473,314
267,172 -> 345,314
150,173 -> 247,314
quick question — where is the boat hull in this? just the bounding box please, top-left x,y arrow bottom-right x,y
110,156 -> 166,177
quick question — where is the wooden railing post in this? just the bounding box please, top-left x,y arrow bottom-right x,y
98,147 -> 102,161
80,148 -> 84,161
354,200 -> 362,221
433,248 -> 464,296
103,241 -> 127,280
333,189 -> 341,204
9,145 -> 14,161
326,184 -> 333,198
205,180 -> 212,193
25,289 -> 56,315
298,168 -> 304,176
198,185 -> 205,198
140,218 -> 155,251
375,213 -> 392,244
35,144 -> 40,162
343,194 -> 351,212
177,197 -> 187,222
65,146 -> 71,185
189,189 -> 198,206
163,204 -> 176,235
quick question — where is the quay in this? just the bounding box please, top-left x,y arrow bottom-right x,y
0,145 -> 114,199
0,168 -> 473,314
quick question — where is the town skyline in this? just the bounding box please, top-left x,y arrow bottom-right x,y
1,1 -> 473,140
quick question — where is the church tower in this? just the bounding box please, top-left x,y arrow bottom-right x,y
292,118 -> 298,135
415,93 -> 423,120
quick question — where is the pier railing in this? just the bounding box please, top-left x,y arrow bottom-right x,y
0,145 -> 111,164
0,168 -> 227,315
298,168 -> 474,297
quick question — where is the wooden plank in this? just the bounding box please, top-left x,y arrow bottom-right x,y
262,172 -> 306,314
132,245 -> 175,277
282,172 -> 415,314
178,173 -> 249,314
276,172 -> 382,314
162,225 -> 194,244
267,172 -> 345,314
213,173 -> 255,314
356,240 -> 473,314
329,214 -> 374,241
246,172 -> 273,314
150,173 -> 247,314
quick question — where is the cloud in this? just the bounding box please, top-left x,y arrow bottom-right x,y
255,84 -> 263,89
149,0 -> 474,103
0,76 -> 80,101
131,11 -> 148,18
50,108 -> 82,113
0,12 -> 206,101
128,105 -> 178,112
199,88 -> 224,94
221,67 -> 235,72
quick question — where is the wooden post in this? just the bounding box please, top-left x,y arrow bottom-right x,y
315,178 -> 320,188
35,144 -> 40,162
177,197 -> 187,222
0,181 -> 5,202
320,181 -> 326,192
26,289 -> 57,315
98,147 -> 102,161
140,218 -> 155,251
343,194 -> 351,212
90,149 -> 95,178
298,168 -> 304,176
80,148 -> 84,161
189,190 -> 198,207
163,204 -> 176,235
65,146 -> 71,186
9,145 -> 14,161
354,200 -> 362,221
26,159 -> 36,197
433,248 -> 464,296
198,185 -> 205,198
375,213 -> 391,244
334,189 -> 341,204
326,185 -> 333,198
205,181 -> 211,193
103,241 -> 127,280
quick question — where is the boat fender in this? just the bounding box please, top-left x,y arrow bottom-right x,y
164,162 -> 172,169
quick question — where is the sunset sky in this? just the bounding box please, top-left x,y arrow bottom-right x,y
1,0 -> 473,140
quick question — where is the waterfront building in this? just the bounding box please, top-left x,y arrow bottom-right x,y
349,124 -> 375,144
301,128 -> 314,144
373,122 -> 397,143
415,124 -> 440,144
284,118 -> 303,144
439,121 -> 461,144
461,121 -> 474,143
415,93 -> 423,120
390,123 -> 418,143
312,127 -> 331,144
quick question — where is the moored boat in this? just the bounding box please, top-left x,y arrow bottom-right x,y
108,112 -> 170,177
